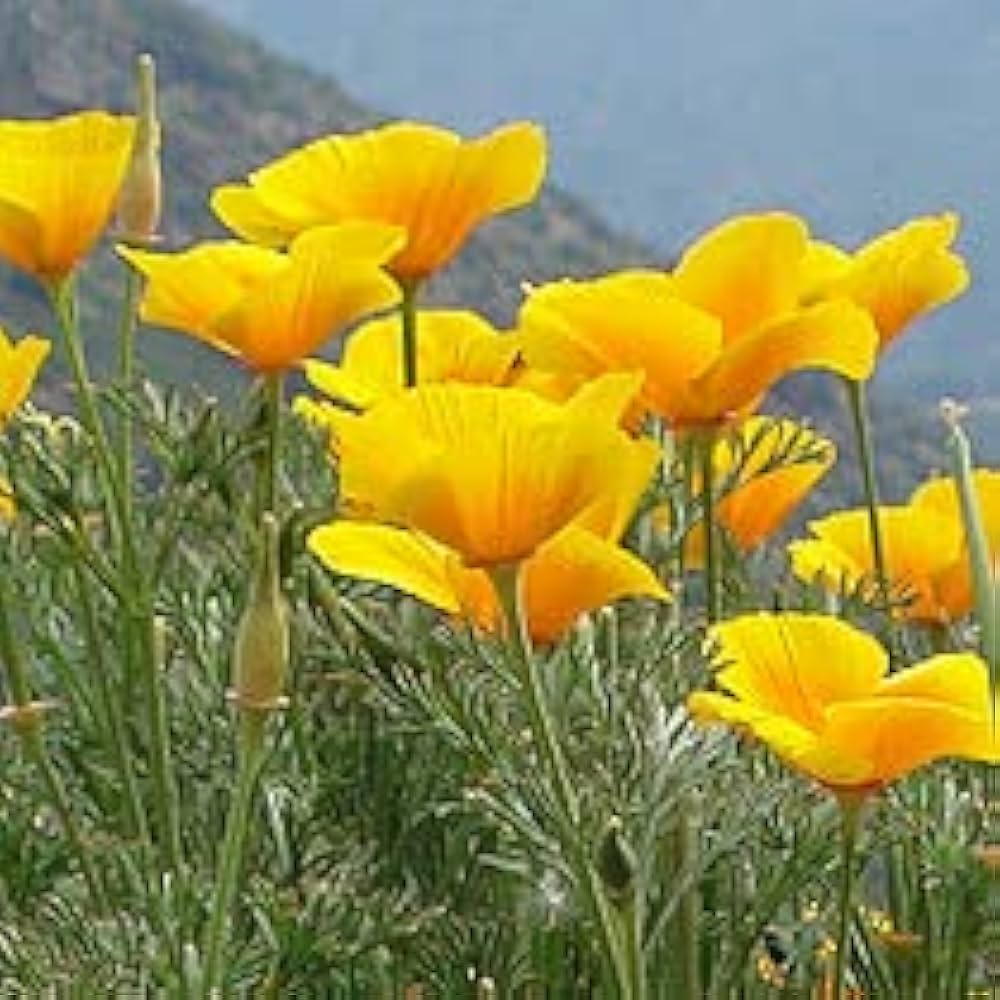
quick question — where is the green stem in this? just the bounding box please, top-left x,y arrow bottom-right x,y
844,378 -> 890,613
698,429 -> 721,624
48,280 -> 128,547
141,614 -> 183,875
0,573 -> 108,913
201,710 -> 268,997
73,564 -> 148,848
675,808 -> 703,1000
623,894 -> 647,1000
399,280 -> 420,388
259,373 -> 284,518
117,264 -> 142,528
491,564 -> 634,997
834,802 -> 862,998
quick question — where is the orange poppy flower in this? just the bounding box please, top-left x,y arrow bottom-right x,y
301,309 -> 520,410
655,418 -> 835,565
518,216 -> 878,429
788,506 -> 967,623
118,224 -> 403,373
0,327 -> 50,421
803,213 -> 969,350
688,613 -> 995,797
0,111 -> 136,283
308,518 -> 667,646
212,120 -> 546,282
321,373 -> 659,568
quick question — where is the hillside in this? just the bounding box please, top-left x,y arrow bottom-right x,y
193,0 -> 999,405
0,0 -> 647,389
0,0 -> 957,494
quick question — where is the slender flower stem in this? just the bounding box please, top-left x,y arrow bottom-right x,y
201,710 -> 268,998
399,279 -> 420,388
844,378 -> 890,613
834,802 -> 862,998
259,373 -> 284,518
697,429 -> 721,623
73,564 -> 148,848
48,280 -> 128,546
491,564 -> 634,996
117,264 -> 143,528
143,616 -> 184,875
0,572 -> 108,913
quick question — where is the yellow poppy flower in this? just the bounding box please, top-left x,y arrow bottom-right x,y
788,506 -> 966,623
688,613 -> 995,796
907,469 -> 1000,616
0,111 -> 136,283
805,213 -> 969,349
212,120 -> 547,282
301,310 -> 520,410
0,327 -> 51,421
518,216 -> 878,429
324,373 -> 659,567
118,223 -> 404,373
308,519 -> 667,646
655,418 -> 835,566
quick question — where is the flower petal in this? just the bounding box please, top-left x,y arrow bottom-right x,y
522,526 -> 669,643
686,300 -> 878,424
0,111 -> 135,280
518,270 -> 722,421
672,212 -> 810,341
708,612 -> 887,732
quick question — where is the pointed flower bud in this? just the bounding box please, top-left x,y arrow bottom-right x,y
117,53 -> 162,246
231,514 -> 290,711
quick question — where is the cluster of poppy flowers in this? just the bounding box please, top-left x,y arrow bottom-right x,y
0,106 -> 992,813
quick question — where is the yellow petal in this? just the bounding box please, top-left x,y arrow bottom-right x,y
820,697 -> 993,784
702,418 -> 834,557
792,506 -> 965,621
0,111 -> 136,281
522,526 -> 669,643
672,212 -> 810,341
122,225 -> 403,371
912,469 -> 1000,556
309,520 -> 462,615
119,241 -> 286,343
707,612 -> 887,732
208,225 -> 403,371
214,120 -> 546,280
304,309 -> 519,409
874,652 -> 990,716
825,213 -> 969,348
335,378 -> 649,566
517,270 -> 722,421
799,239 -> 851,303
683,300 -> 878,425
210,184 -> 298,249
0,331 -> 50,420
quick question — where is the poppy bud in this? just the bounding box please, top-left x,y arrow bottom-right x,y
117,53 -> 162,246
231,514 -> 289,711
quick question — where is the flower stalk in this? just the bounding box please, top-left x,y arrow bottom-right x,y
696,428 -> 721,623
833,799 -> 863,998
844,378 -> 890,615
399,279 -> 420,388
203,514 -> 288,994
491,563 -> 636,997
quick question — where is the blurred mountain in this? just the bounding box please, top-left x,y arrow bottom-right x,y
0,0 -> 965,493
191,0 -> 1000,410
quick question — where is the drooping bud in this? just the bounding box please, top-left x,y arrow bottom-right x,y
231,514 -> 290,711
117,53 -> 162,246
